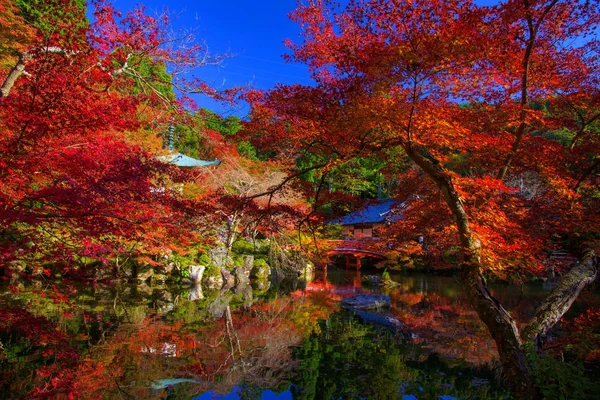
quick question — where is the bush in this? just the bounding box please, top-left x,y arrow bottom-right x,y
197,253 -> 211,265
322,224 -> 344,240
527,346 -> 600,399
232,240 -> 256,254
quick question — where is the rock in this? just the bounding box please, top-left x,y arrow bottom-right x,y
134,283 -> 152,296
382,278 -> 400,288
298,263 -> 314,281
202,264 -> 223,289
208,247 -> 230,268
208,294 -> 231,318
351,309 -> 404,330
232,266 -> 249,285
233,282 -> 253,306
189,265 -> 205,283
341,294 -> 391,310
136,267 -> 153,283
250,260 -> 271,279
188,284 -> 204,301
242,255 -> 254,275
154,261 -> 175,276
252,278 -> 270,293
203,275 -> 223,289
220,268 -> 235,288
362,275 -> 384,286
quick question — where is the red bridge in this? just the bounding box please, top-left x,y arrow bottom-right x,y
324,240 -> 387,268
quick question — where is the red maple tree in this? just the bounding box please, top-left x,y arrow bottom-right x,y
246,0 -> 600,396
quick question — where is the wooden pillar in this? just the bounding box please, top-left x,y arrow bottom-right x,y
345,255 -> 362,269
354,269 -> 361,288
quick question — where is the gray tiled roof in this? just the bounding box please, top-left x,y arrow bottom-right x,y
328,199 -> 403,226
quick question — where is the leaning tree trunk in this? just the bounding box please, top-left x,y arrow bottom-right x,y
406,146 -> 538,397
405,145 -> 600,398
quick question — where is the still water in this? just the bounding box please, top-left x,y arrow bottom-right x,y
0,269 -> 551,399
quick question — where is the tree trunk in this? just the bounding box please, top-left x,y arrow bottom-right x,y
1,55 -> 26,98
522,250 -> 598,343
405,145 -> 538,397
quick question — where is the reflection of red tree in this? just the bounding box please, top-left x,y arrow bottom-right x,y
390,292 -> 497,365
69,299 -> 305,398
0,306 -> 79,398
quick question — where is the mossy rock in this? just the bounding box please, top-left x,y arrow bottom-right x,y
232,239 -> 270,255
251,258 -> 271,279
135,267 -> 153,283
232,255 -> 245,267
232,240 -> 256,254
202,264 -> 223,288
252,278 -> 271,295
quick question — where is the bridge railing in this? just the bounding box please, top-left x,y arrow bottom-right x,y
324,239 -> 383,251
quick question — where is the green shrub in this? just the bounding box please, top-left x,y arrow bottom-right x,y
382,268 -> 391,282
197,253 -> 211,265
526,346 -> 599,399
322,224 -> 343,239
232,240 -> 256,254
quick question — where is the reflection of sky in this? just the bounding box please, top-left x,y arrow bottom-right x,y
193,390 -> 453,400
194,388 -> 293,400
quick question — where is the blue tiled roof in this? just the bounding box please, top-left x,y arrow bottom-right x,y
161,152 -> 222,167
328,199 -> 403,226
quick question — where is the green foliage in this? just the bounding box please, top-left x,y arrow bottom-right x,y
200,109 -> 243,136
382,268 -> 391,282
253,258 -> 268,269
204,264 -> 221,279
232,255 -> 244,267
197,253 -> 211,265
251,258 -> 270,280
232,240 -> 256,254
321,224 -> 343,240
167,298 -> 213,326
292,312 -> 509,399
232,239 -> 269,255
130,56 -> 175,102
171,123 -> 213,160
237,141 -> 259,160
539,128 -> 576,147
526,346 -> 600,400
17,0 -> 87,35
169,251 -> 195,269
296,150 -> 408,199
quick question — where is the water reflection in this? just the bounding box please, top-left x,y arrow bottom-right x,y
0,269 -> 550,399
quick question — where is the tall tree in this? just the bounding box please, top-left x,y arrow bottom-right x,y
246,0 -> 600,396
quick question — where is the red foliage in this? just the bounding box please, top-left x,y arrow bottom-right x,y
0,0 -> 242,273
0,304 -> 80,398
247,0 -> 600,276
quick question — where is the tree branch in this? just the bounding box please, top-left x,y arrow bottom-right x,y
521,249 -> 598,342
1,53 -> 26,98
245,162 -> 330,200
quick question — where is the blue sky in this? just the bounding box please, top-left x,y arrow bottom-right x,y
110,0 -> 500,117
111,0 -> 312,116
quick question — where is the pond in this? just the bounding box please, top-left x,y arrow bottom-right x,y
0,268 -> 553,399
